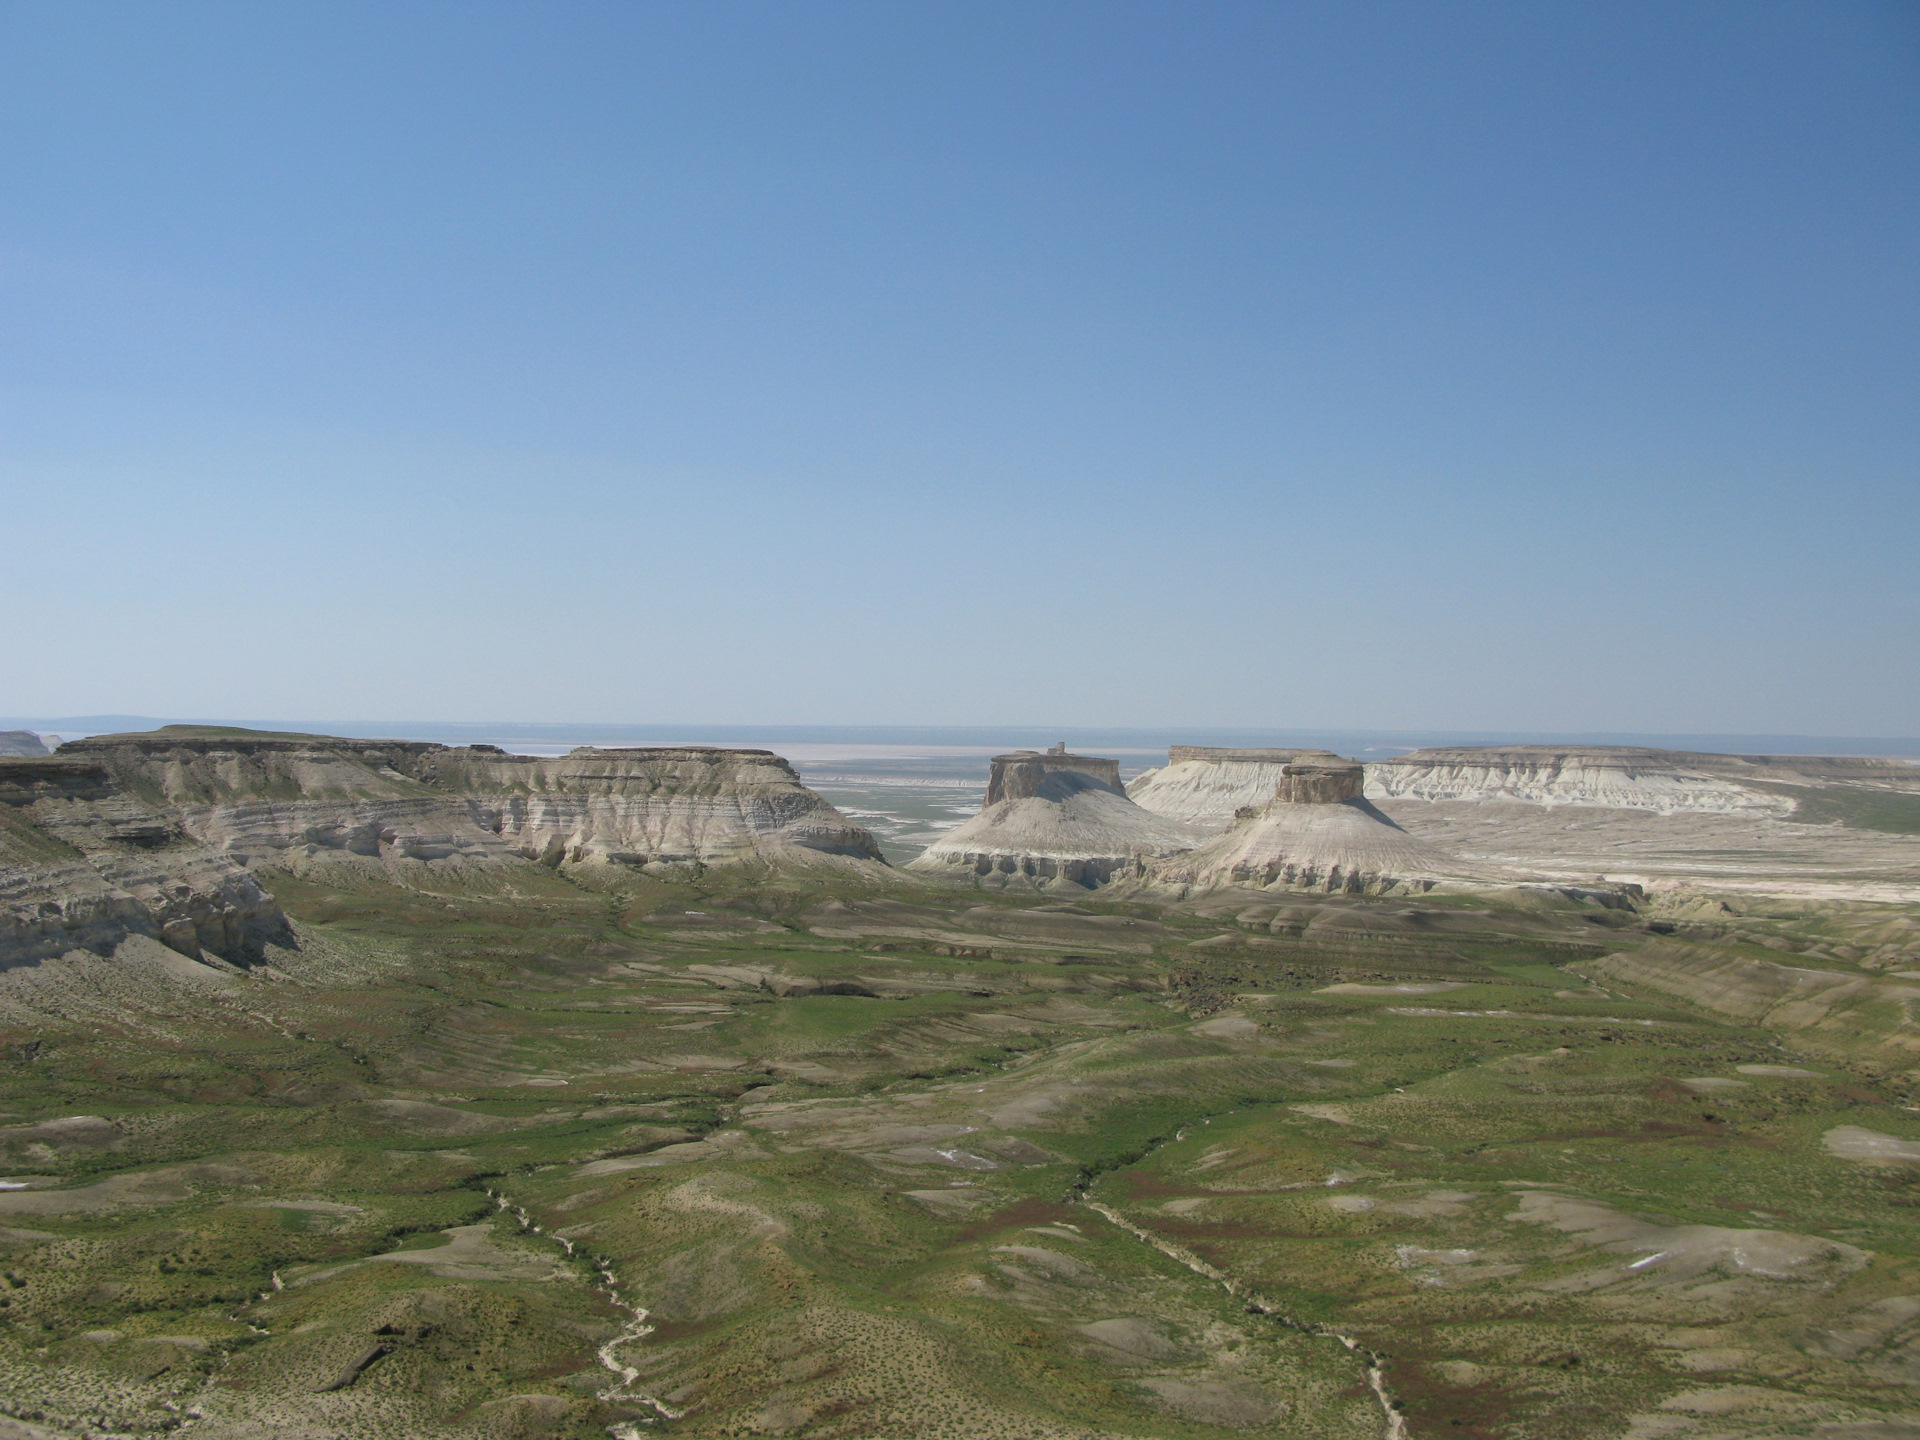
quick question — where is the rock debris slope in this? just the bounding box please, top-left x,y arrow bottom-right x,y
1,727 -> 885,968
1128,746 -> 1346,830
909,744 -> 1208,889
1150,757 -> 1465,896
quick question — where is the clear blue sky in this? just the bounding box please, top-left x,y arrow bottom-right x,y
3,1 -> 1915,734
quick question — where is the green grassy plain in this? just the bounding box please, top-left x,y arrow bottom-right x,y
2,865 -> 1918,1439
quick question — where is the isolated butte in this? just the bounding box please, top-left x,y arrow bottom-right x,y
908,743 -> 1208,890
1149,756 -> 1465,896
1127,746 -> 1347,830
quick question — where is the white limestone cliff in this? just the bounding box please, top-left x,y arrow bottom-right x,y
1127,747 -> 1345,829
1362,746 -> 1798,814
1149,758 -> 1466,896
909,746 -> 1208,890
1365,745 -> 1920,815
44,730 -> 885,877
432,746 -> 885,870
1,729 -> 887,969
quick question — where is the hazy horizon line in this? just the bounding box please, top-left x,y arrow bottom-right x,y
8,715 -> 1919,756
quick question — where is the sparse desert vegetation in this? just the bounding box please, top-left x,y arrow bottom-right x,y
4,801 -> 1920,1437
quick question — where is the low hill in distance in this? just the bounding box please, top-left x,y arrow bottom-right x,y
0,731 -> 49,758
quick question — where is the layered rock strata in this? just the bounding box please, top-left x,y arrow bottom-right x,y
2,728 -> 885,968
1127,747 -> 1345,829
48,730 -> 883,872
987,745 -> 1122,803
1137,743 -> 1919,830
909,747 -> 1207,890
1151,757 -> 1462,896
1,757 -> 290,968
1364,745 -> 1920,900
428,746 -> 885,869
1363,745 -> 1919,815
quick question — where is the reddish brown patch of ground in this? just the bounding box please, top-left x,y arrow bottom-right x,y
954,1196 -> 1082,1243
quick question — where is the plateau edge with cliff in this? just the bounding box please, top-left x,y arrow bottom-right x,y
5,724 -> 1920,1440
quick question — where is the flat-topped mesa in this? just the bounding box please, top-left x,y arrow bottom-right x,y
1363,744 -> 1920,816
430,745 -> 885,868
1127,746 -> 1344,830
985,747 -> 1123,804
1372,745 -> 1919,793
59,727 -> 444,761
1166,746 -> 1332,766
1146,752 -> 1466,897
909,743 -> 1206,891
42,728 -> 882,873
1271,758 -> 1366,805
1,727 -> 887,969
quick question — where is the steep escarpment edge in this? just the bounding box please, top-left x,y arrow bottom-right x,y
2,729 -> 887,970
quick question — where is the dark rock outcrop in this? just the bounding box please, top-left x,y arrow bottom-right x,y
1271,759 -> 1365,805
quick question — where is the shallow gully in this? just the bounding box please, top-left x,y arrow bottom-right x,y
1073,1118 -> 1410,1440
485,1188 -> 684,1433
484,1103 -> 1411,1440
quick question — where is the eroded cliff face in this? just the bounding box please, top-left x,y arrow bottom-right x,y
429,747 -> 885,868
1,757 -> 290,969
1,729 -> 885,967
1137,743 -> 1920,827
985,749 -> 1123,804
1126,748 -> 1343,829
1271,758 -> 1366,805
910,749 -> 1206,890
53,732 -> 503,873
49,731 -> 883,872
1356,746 -> 1920,900
1364,746 -> 1804,814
